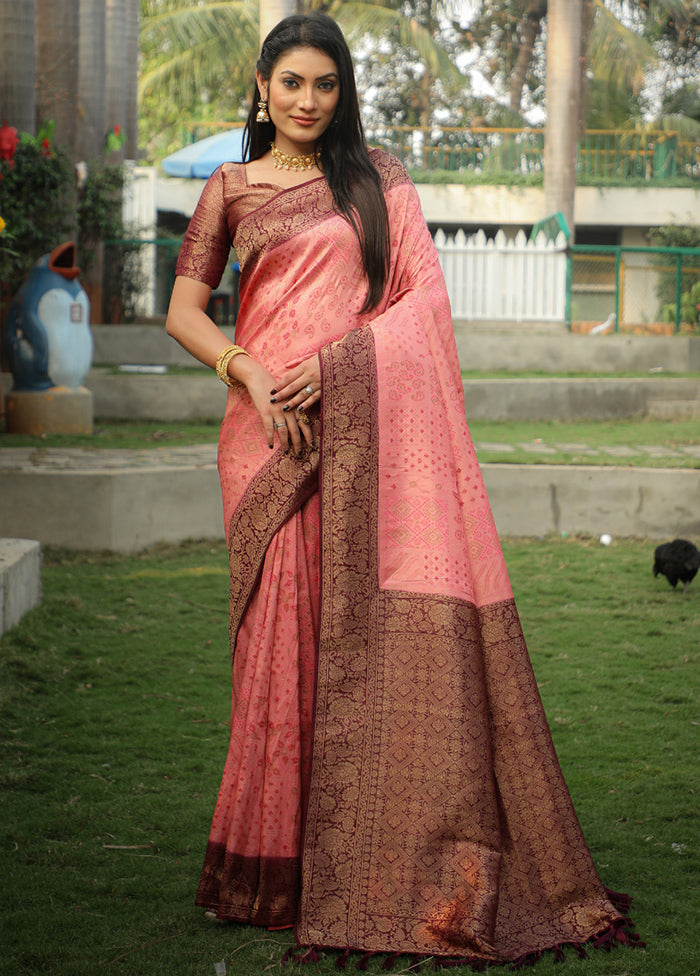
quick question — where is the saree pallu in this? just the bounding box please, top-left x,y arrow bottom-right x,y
182,151 -> 632,961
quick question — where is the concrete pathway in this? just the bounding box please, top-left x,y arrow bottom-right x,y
1,438 -> 699,473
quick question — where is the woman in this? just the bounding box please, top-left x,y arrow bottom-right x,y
166,12 -> 638,966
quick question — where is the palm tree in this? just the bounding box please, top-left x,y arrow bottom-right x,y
0,0 -> 37,134
543,0 -> 582,238
332,0 -> 465,128
138,0 -> 467,160
139,0 -> 260,158
507,0 -> 547,112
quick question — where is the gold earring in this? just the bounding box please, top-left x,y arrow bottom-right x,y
256,98 -> 270,123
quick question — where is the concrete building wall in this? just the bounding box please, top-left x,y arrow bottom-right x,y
157,176 -> 699,237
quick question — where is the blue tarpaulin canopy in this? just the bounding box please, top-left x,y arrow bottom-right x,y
160,128 -> 246,179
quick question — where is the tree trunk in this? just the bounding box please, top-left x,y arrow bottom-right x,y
0,0 -> 36,134
544,0 -> 583,241
125,0 -> 139,160
106,0 -> 127,162
259,0 -> 298,47
35,0 -> 80,158
578,0 -> 595,136
508,0 -> 546,114
77,0 -> 107,162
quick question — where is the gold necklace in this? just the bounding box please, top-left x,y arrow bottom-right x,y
270,143 -> 319,172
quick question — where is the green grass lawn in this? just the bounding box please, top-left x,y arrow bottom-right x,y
1,417 -> 698,468
0,537 -> 697,975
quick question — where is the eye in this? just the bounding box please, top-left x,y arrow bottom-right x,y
282,78 -> 299,89
318,81 -> 337,92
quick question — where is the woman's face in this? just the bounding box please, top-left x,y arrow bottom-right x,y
257,46 -> 340,154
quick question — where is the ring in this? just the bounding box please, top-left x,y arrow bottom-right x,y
297,408 -> 311,425
304,384 -> 314,396
273,421 -> 287,430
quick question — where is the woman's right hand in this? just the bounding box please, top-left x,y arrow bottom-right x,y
166,277 -> 312,456
233,355 -> 313,456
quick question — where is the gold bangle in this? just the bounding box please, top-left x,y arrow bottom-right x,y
215,344 -> 250,387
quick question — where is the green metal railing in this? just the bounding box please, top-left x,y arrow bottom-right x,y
378,126 -> 698,182
182,123 -> 699,184
566,245 -> 700,334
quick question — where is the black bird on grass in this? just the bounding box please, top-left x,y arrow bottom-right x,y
653,539 -> 700,593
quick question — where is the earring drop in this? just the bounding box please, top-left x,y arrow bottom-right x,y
256,98 -> 270,123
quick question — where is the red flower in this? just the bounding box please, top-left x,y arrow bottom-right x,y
41,137 -> 52,157
0,120 -> 19,166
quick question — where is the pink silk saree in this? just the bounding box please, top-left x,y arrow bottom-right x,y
175,150 -> 636,963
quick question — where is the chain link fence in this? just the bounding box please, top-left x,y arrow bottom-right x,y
567,245 -> 700,334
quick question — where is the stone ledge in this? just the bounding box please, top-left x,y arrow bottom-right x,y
88,325 -> 700,374
81,372 -> 700,423
0,464 -> 697,552
0,539 -> 42,635
0,466 -> 223,553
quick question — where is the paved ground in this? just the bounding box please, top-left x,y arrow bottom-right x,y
1,439 -> 698,472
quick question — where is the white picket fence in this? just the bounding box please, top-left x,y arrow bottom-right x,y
121,163 -> 158,317
435,228 -> 568,323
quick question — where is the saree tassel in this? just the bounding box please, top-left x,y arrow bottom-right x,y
281,945 -> 320,965
593,924 -> 616,950
336,948 -> 351,970
592,915 -> 645,953
298,947 -> 321,964
356,951 -> 376,970
382,952 -> 403,970
605,887 -> 633,913
511,949 -> 541,968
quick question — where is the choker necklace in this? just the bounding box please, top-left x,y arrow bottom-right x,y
270,143 -> 319,172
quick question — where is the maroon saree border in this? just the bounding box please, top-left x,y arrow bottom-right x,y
225,415 -> 320,653
297,326 -> 628,962
196,848 -> 299,927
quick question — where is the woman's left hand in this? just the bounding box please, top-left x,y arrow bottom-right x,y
269,354 -> 321,422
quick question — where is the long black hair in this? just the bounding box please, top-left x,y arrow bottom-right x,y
243,12 -> 389,313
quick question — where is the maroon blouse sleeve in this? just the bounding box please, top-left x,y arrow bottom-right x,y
175,166 -> 232,288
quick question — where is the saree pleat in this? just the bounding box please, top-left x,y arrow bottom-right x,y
196,493 -> 320,926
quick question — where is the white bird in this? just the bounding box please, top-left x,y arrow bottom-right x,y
590,312 -> 616,336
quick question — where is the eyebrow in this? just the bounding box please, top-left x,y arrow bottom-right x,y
279,69 -> 338,81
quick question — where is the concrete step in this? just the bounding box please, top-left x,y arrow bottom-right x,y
88,324 -> 700,374
6,370 -> 699,423
79,371 -> 700,423
646,399 -> 700,420
0,458 -> 697,551
0,539 -> 42,635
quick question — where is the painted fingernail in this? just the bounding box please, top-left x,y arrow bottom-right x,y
270,397 -> 277,403
282,405 -> 289,412
270,388 -> 277,395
